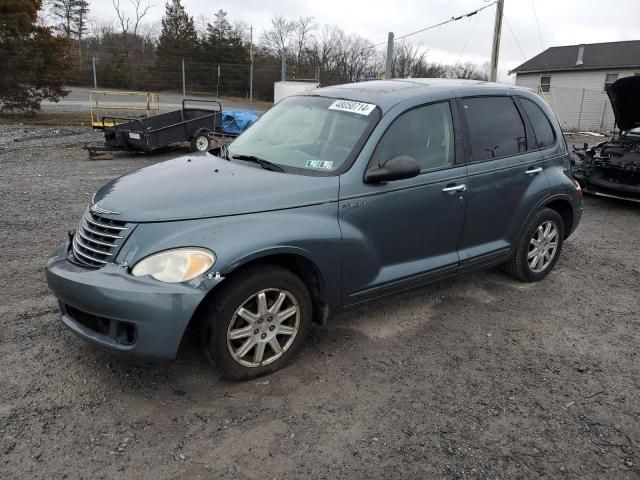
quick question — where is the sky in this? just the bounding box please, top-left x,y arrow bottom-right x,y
86,0 -> 640,82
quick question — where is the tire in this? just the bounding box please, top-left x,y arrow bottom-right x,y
200,264 -> 313,380
504,207 -> 564,282
190,132 -> 210,152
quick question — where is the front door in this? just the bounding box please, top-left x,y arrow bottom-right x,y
339,100 -> 468,306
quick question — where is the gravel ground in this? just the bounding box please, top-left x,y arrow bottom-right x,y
1,126 -> 639,479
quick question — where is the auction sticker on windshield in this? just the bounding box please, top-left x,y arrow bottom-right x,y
329,100 -> 377,116
305,160 -> 334,169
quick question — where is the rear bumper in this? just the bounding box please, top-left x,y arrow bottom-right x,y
46,242 -> 221,361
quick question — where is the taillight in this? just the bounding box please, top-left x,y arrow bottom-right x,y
572,179 -> 583,198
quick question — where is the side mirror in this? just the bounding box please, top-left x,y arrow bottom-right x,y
364,155 -> 421,184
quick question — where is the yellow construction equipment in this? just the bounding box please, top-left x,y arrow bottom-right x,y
89,90 -> 160,129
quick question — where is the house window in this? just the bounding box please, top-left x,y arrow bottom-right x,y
539,76 -> 551,93
604,73 -> 618,91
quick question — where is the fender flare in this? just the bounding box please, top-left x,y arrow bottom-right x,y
518,193 -> 575,242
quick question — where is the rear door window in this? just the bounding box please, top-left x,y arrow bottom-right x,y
520,98 -> 556,149
461,96 -> 528,161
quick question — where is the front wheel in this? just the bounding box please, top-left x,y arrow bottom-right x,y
504,208 -> 564,282
200,265 -> 312,380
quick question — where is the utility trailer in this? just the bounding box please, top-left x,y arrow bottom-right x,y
87,99 -> 222,159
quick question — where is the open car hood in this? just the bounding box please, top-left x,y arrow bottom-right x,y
607,76 -> 640,132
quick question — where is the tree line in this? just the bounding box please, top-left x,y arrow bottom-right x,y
0,0 -> 489,112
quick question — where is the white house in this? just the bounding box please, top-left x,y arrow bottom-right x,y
510,40 -> 640,133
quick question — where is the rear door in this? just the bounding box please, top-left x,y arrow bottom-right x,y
456,95 -> 549,269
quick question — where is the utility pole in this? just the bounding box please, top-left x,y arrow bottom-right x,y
92,56 -> 97,89
182,58 -> 186,97
385,32 -> 394,79
216,65 -> 221,98
489,0 -> 504,82
249,25 -> 254,109
281,49 -> 287,82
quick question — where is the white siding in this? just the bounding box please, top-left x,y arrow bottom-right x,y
515,69 -> 638,132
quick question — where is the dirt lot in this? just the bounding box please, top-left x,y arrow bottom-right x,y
1,126 -> 639,479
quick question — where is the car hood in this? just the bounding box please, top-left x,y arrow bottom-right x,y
607,75 -> 640,132
92,153 -> 340,223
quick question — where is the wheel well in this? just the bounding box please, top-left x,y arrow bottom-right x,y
544,199 -> 573,238
196,254 -> 329,327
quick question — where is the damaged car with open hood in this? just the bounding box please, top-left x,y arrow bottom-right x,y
572,75 -> 640,202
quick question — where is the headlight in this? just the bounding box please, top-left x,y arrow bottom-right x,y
131,248 -> 215,283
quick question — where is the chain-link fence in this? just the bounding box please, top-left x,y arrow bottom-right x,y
30,50 -> 622,135
34,50 -> 339,116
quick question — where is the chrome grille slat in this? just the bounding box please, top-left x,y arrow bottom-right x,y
72,237 -> 107,265
80,221 -> 124,239
84,213 -> 130,231
77,230 -> 116,248
75,235 -> 114,256
71,209 -> 133,268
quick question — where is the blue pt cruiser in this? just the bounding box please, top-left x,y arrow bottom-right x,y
46,79 -> 583,379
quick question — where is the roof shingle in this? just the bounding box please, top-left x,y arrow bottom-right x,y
510,40 -> 640,74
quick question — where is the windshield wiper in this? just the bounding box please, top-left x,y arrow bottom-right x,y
230,154 -> 285,172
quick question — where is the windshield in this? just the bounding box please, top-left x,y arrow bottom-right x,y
228,96 -> 380,174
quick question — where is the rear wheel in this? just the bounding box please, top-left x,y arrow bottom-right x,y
191,132 -> 210,152
505,208 -> 564,282
200,265 -> 312,380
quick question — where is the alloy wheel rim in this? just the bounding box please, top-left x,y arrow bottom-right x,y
528,220 -> 559,273
196,136 -> 209,151
227,289 -> 300,367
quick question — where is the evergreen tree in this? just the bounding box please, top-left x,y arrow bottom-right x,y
50,0 -> 89,54
0,0 -> 71,111
157,0 -> 197,48
74,0 -> 89,43
203,10 -> 245,64
156,0 -> 198,89
50,0 -> 75,38
206,9 -> 232,43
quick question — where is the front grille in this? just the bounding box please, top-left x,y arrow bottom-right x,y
71,209 -> 132,268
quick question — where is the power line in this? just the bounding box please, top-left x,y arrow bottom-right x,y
530,0 -> 563,124
387,0 -> 458,34
530,0 -> 549,72
373,1 -> 497,47
456,11 -> 481,63
503,15 -> 527,60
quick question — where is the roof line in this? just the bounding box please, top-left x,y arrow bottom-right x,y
511,64 -> 640,75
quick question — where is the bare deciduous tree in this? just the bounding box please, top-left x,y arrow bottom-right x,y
260,15 -> 294,57
292,16 -> 316,69
112,0 -> 153,36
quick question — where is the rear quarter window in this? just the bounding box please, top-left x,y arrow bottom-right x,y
461,96 -> 527,161
520,98 -> 556,149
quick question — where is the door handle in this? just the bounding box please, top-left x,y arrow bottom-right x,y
526,167 -> 543,175
442,184 -> 467,193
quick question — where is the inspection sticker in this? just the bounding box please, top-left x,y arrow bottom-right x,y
305,160 -> 334,169
329,100 -> 376,116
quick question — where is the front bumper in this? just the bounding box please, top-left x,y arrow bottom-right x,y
45,242 -> 222,361
574,169 -> 640,203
